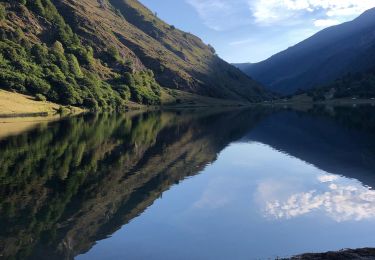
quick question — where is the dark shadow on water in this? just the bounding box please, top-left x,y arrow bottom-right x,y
244,105 -> 375,187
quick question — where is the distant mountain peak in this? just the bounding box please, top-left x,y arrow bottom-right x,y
237,8 -> 375,95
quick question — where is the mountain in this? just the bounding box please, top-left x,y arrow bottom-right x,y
237,8 -> 375,95
232,62 -> 254,72
0,0 -> 267,110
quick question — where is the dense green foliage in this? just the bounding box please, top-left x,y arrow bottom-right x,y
307,69 -> 375,101
0,4 -> 5,20
0,0 -> 161,109
0,0 -> 269,107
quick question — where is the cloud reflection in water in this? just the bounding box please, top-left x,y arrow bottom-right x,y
263,174 -> 375,222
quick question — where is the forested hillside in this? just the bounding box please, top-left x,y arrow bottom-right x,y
0,0 -> 267,110
306,67 -> 375,101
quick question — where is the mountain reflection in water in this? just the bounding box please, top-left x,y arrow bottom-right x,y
0,106 -> 375,259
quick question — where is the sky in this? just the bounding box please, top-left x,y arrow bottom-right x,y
139,0 -> 375,63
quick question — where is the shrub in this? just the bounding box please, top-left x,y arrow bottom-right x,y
0,69 -> 26,91
67,54 -> 82,77
0,4 -> 5,21
83,97 -> 98,110
31,44 -> 49,64
27,0 -> 45,15
0,53 -> 6,66
35,93 -> 47,101
58,81 -> 80,105
52,41 -> 64,54
107,46 -> 121,62
115,84 -> 131,100
124,72 -> 136,88
26,76 -> 51,94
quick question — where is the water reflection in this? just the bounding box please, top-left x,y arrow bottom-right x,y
263,172 -> 375,222
0,108 -> 269,259
244,106 -> 375,223
0,106 -> 375,259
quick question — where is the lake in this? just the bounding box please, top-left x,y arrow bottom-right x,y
1,105 -> 375,259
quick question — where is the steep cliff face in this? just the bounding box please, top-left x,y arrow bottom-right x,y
0,0 -> 268,109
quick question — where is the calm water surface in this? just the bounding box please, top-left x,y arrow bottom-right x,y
1,106 -> 375,259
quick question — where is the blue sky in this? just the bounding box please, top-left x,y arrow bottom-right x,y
139,0 -> 375,63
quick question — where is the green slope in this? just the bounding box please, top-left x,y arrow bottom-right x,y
0,0 -> 269,110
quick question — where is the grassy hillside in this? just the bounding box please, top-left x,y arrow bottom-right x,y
0,89 -> 84,116
0,0 -> 268,110
0,89 -> 60,115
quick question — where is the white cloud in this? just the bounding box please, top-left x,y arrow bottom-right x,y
229,38 -> 257,46
262,175 -> 375,222
186,0 -> 375,30
317,174 -> 339,183
251,0 -> 375,26
193,176 -> 244,210
184,0 -> 375,61
314,19 -> 340,27
186,0 -> 252,30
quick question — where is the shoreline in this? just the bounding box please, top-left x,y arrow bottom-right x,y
2,89 -> 375,121
287,248 -> 375,259
0,112 -> 49,118
0,90 -> 85,119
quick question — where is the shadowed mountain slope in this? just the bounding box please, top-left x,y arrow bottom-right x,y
238,8 -> 375,95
